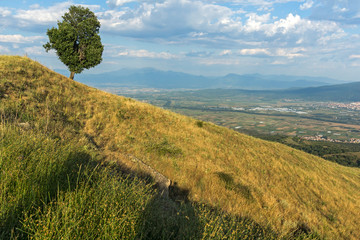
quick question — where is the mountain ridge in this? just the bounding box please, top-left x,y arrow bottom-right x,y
54,67 -> 341,90
171,80 -> 360,102
286,81 -> 360,101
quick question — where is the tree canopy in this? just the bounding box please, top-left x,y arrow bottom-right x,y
44,5 -> 104,80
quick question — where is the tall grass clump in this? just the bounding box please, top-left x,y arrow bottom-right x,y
0,127 -> 91,238
21,167 -> 154,239
0,127 -> 155,239
195,204 -> 277,240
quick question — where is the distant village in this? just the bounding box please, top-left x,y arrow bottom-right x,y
301,135 -> 360,144
232,101 -> 360,113
231,106 -> 308,114
323,102 -> 360,111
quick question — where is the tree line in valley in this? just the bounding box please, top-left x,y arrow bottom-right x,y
239,130 -> 360,168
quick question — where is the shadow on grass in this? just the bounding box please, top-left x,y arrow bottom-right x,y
0,133 -> 98,239
95,158 -> 320,240
136,196 -> 202,240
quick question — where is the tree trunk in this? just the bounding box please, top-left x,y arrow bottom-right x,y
69,72 -> 75,80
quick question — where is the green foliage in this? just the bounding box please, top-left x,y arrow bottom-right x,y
196,120 -> 204,127
43,5 -> 103,79
251,133 -> 360,168
146,138 -> 183,156
325,154 -> 360,167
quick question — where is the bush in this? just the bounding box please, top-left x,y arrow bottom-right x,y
196,120 -> 204,128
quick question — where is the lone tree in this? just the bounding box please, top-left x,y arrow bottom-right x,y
44,5 -> 104,80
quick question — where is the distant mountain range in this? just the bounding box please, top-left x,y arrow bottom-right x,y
189,81 -> 360,102
285,81 -> 360,101
56,68 -> 342,90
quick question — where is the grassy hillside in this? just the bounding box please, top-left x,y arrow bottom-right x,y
1,56 -> 360,239
2,127 -> 278,240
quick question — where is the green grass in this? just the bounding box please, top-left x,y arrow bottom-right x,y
0,127 -> 154,239
0,126 -> 287,240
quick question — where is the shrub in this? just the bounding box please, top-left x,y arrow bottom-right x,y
196,120 -> 204,128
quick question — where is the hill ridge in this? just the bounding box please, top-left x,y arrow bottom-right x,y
1,55 -> 360,239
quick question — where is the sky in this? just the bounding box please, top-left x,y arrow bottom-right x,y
1,0 -> 360,82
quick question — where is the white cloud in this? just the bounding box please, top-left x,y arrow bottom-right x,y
4,0 -> 345,53
271,60 -> 287,65
29,4 -> 41,9
97,1 -> 346,51
0,7 -> 13,28
0,7 -> 11,17
300,0 -> 313,10
241,13 -> 345,46
199,58 -> 242,65
211,0 -> 304,11
24,46 -> 46,55
265,13 -> 302,35
349,55 -> 360,59
310,1 -> 360,25
211,46 -> 305,63
275,47 -> 305,58
244,13 -> 271,32
118,49 -> 178,59
107,0 -> 137,7
185,50 -> 213,57
190,32 -> 206,37
235,47 -> 304,58
14,2 -> 71,26
13,2 -> 101,27
98,9 -> 144,33
332,5 -> 348,13
99,0 -> 238,37
220,49 -> 232,56
0,45 -> 10,53
0,35 -> 44,43
239,48 -> 270,56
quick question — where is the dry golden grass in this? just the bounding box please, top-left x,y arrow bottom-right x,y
1,55 -> 360,239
